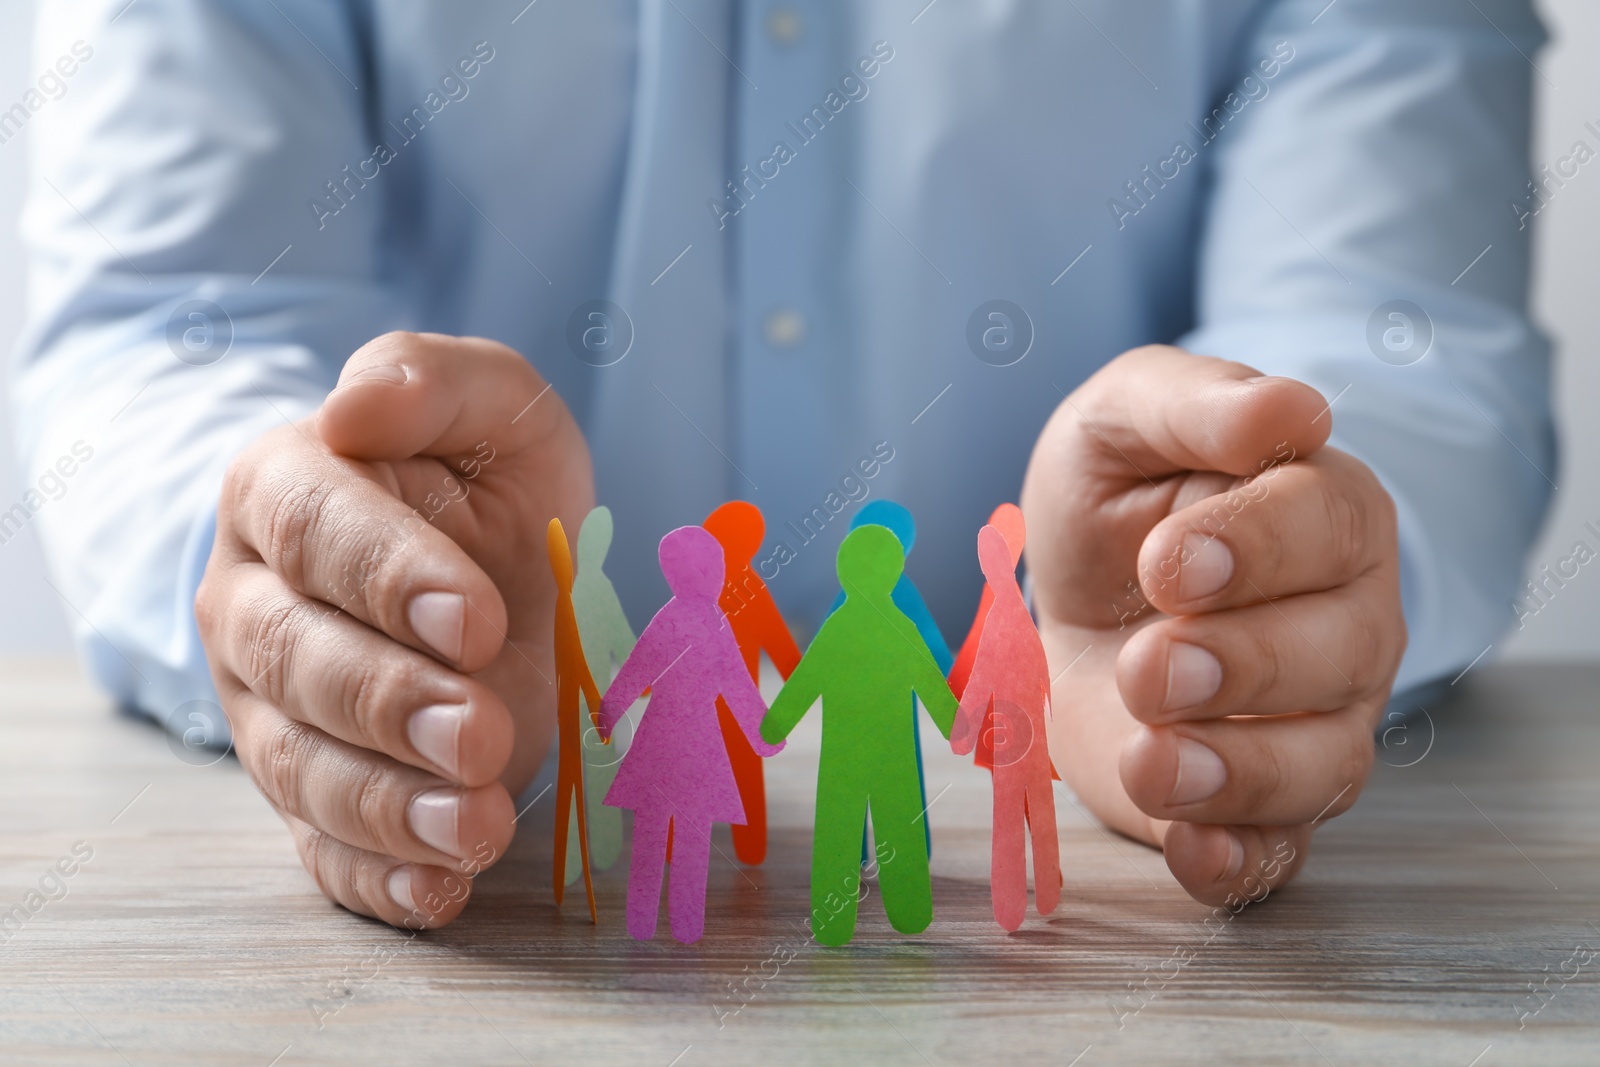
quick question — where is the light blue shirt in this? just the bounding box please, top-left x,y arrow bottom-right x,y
11,0 -> 1553,734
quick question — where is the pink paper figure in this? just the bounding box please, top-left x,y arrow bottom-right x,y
596,525 -> 784,943
950,523 -> 1063,931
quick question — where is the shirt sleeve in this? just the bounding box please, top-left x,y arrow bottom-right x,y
11,0 -> 406,733
1177,0 -> 1553,694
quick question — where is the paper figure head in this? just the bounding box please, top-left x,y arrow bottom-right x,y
703,500 -> 765,565
988,502 -> 1026,566
659,525 -> 725,601
977,524 -> 1019,588
547,517 -> 574,592
837,524 -> 904,598
576,505 -> 614,570
851,499 -> 915,553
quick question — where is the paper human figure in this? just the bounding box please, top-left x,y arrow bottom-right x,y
546,518 -> 603,922
703,500 -> 802,866
765,524 -> 958,946
597,526 -> 784,944
949,503 -> 1026,697
563,506 -> 636,884
949,502 -> 1026,768
951,524 -> 1063,931
827,500 -> 949,857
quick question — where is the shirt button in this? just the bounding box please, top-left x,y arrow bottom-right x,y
766,7 -> 803,45
763,308 -> 806,348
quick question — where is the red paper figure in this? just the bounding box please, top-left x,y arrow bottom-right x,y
597,526 -> 784,943
950,523 -> 1062,931
547,518 -> 603,923
704,500 -> 802,866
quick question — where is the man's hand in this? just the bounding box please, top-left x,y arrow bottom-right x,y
196,332 -> 594,928
1021,346 -> 1405,906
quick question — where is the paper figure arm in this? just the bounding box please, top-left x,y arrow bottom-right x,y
910,635 -> 959,741
576,637 -> 604,734
716,627 -> 783,757
948,588 -> 991,695
597,617 -> 667,740
951,647 -> 995,755
761,630 -> 827,745
751,589 -> 802,679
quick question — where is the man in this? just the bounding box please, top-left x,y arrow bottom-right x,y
13,0 -> 1551,928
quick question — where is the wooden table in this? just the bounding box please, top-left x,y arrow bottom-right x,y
1,659 -> 1597,1066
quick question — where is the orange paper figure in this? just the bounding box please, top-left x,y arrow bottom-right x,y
950,523 -> 1062,931
547,517 -> 603,923
704,501 -> 803,865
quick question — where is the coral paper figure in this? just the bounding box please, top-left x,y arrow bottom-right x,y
765,524 -> 958,946
949,502 -> 1027,769
597,526 -> 784,944
704,500 -> 802,866
828,500 -> 950,857
564,506 -> 636,884
949,503 -> 1026,698
546,518 -> 603,922
951,524 -> 1063,931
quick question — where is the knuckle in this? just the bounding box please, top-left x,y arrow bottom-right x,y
340,657 -> 398,745
194,568 -> 222,643
1244,734 -> 1290,811
295,823 -> 336,897
255,717 -> 318,815
353,536 -> 410,622
242,592 -> 302,704
351,764 -> 399,851
1248,620 -> 1293,706
262,472 -> 337,588
358,330 -> 425,366
1319,478 -> 1367,572
1345,599 -> 1385,692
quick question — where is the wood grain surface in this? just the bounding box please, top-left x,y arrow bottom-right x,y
0,659 -> 1595,1066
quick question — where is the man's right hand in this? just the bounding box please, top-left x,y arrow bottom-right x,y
196,332 -> 594,928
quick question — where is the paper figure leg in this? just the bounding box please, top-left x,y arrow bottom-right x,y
626,808 -> 671,941
719,698 -> 767,866
869,784 -> 934,937
666,813 -> 712,944
567,700 -> 623,881
1025,779 -> 1063,918
990,772 -> 1027,931
860,697 -> 932,865
572,767 -> 597,923
812,782 -> 870,947
553,771 -> 576,906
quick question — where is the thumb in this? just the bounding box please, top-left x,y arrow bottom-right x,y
1064,345 -> 1330,479
318,331 -> 574,462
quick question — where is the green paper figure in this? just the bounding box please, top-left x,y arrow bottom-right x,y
761,524 -> 958,946
565,506 -> 636,882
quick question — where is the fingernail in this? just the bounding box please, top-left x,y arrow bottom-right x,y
1220,831 -> 1245,880
409,592 -> 465,662
1179,533 -> 1233,601
408,704 -> 466,778
1165,642 -> 1222,712
387,865 -> 418,912
1168,736 -> 1227,805
409,789 -> 462,856
343,364 -> 408,387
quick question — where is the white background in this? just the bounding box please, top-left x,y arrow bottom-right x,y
0,2 -> 1596,662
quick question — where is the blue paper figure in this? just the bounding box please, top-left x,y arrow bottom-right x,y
828,500 -> 951,858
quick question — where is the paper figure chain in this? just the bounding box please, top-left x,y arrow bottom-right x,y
544,499 -> 1062,944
